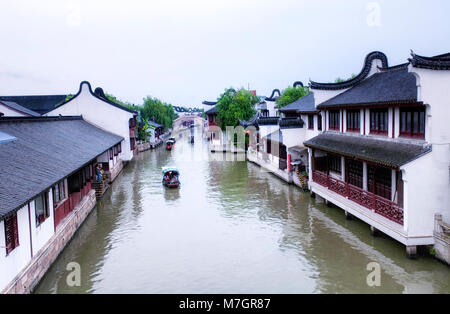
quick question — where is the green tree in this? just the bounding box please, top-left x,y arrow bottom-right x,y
275,85 -> 309,109
216,88 -> 258,130
140,96 -> 177,130
334,73 -> 357,83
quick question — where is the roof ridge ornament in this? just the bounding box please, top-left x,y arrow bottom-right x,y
265,89 -> 281,101
310,51 -> 389,90
409,50 -> 450,70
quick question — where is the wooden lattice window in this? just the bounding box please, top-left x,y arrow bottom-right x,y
308,115 -> 314,129
400,106 -> 425,139
370,108 -> 388,135
346,110 -> 360,132
329,110 -> 340,130
346,159 -> 363,188
328,154 -> 341,174
368,165 -> 392,200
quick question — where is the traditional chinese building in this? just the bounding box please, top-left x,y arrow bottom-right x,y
46,81 -> 138,163
305,51 -> 450,260
0,116 -> 124,293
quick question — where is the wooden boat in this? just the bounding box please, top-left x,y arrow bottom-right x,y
162,167 -> 180,188
166,140 -> 175,150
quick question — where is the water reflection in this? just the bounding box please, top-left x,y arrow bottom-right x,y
34,127 -> 450,294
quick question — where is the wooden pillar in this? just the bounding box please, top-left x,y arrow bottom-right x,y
406,246 -> 417,259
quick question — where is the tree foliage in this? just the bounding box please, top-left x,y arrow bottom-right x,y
139,96 -> 177,130
216,88 -> 258,130
334,73 -> 357,83
275,85 -> 309,109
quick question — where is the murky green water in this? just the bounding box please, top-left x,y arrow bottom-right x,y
34,128 -> 449,294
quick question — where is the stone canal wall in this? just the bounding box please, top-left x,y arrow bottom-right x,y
1,190 -> 97,294
247,149 -> 292,183
434,214 -> 450,265
107,159 -> 123,183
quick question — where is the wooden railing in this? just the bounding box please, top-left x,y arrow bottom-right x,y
312,171 -> 403,225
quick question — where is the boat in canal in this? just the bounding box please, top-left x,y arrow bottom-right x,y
166,140 -> 175,150
162,167 -> 180,188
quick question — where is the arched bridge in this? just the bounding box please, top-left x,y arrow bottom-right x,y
173,114 -> 207,132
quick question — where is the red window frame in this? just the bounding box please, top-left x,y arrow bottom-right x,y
400,106 -> 425,139
370,109 -> 388,135
346,109 -> 360,132
328,154 -> 341,174
308,115 -> 314,130
4,213 -> 19,255
368,165 -> 392,201
329,110 -> 340,130
345,159 -> 363,188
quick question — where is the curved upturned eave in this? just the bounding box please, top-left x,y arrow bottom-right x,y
309,51 -> 389,90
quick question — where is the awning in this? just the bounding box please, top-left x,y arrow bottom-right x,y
304,132 -> 431,168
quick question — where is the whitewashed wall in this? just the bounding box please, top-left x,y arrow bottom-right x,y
409,66 -> 450,223
30,190 -> 55,256
0,206 -> 32,292
47,82 -> 135,161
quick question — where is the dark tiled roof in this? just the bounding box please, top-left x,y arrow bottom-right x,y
279,117 -> 304,129
202,101 -> 217,106
317,65 -> 417,108
149,120 -> 164,128
257,116 -> 279,126
205,106 -> 218,114
0,95 -> 67,114
0,101 -> 41,116
279,93 -> 318,113
310,51 -> 389,90
0,116 -> 123,219
93,87 -> 138,114
240,112 -> 260,128
409,51 -> 450,70
304,132 -> 431,168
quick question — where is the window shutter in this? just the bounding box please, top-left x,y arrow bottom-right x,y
13,214 -> 19,248
4,214 -> 19,255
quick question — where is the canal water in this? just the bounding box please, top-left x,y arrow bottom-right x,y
35,127 -> 449,294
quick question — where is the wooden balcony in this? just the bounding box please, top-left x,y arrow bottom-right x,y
312,171 -> 403,225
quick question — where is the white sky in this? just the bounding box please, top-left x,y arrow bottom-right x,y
0,0 -> 449,107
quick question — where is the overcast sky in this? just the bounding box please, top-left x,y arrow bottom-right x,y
0,0 -> 449,107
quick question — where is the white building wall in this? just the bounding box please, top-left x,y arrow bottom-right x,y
0,206 -> 32,292
282,128 -> 306,149
30,190 -> 55,256
46,82 -> 135,161
409,66 -> 450,223
401,153 -> 441,237
265,100 -> 277,117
